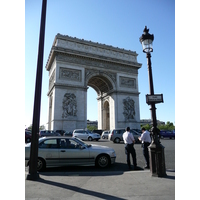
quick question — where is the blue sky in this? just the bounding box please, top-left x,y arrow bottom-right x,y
25,0 -> 175,128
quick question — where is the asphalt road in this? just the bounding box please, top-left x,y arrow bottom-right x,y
89,139 -> 175,170
36,138 -> 175,173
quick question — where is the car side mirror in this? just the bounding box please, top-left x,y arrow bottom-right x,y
80,145 -> 86,150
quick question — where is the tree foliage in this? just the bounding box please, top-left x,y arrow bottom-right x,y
141,121 -> 175,131
26,124 -> 46,131
87,125 -> 97,131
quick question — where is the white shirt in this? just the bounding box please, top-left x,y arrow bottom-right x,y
123,131 -> 135,144
140,130 -> 151,143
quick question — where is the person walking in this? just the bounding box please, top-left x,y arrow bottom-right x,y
122,127 -> 137,170
139,127 -> 151,169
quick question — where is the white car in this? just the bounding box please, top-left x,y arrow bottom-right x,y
25,137 -> 116,171
73,129 -> 101,141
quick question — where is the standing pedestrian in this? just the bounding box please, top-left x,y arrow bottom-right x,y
122,127 -> 137,170
139,127 -> 151,169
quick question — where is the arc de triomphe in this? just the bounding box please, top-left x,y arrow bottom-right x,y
46,34 -> 142,131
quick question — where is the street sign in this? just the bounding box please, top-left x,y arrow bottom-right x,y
146,94 -> 164,105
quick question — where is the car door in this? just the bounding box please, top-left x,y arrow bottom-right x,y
75,130 -> 84,140
83,131 -> 89,140
38,138 -> 59,166
58,138 -> 91,166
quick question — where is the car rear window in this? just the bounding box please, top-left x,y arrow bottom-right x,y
39,139 -> 58,148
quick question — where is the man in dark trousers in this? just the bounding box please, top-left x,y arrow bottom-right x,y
122,127 -> 137,170
139,127 -> 151,169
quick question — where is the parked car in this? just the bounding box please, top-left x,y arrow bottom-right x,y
25,131 -> 32,143
25,136 -> 116,171
101,130 -> 110,139
64,131 -> 73,137
92,129 -> 104,136
132,129 -> 142,135
39,130 -> 61,137
159,130 -> 175,139
109,128 -> 140,143
55,130 -> 66,136
73,129 -> 101,141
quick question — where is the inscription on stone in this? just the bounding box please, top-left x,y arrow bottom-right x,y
120,76 -> 136,88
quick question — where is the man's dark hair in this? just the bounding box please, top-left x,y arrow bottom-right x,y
126,127 -> 130,131
141,127 -> 146,131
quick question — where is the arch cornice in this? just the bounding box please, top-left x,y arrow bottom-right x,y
46,46 -> 142,73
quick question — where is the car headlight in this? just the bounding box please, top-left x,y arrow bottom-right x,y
111,151 -> 116,157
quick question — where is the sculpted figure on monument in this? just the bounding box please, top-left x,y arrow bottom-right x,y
62,93 -> 77,118
123,97 -> 135,120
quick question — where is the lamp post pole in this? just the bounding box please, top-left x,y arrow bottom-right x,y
26,0 -> 47,181
140,26 -> 166,177
146,52 -> 159,144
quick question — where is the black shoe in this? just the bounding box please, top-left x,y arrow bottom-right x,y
133,166 -> 140,170
128,165 -> 132,170
144,166 -> 150,169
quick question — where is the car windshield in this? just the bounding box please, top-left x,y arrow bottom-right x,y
74,137 -> 91,147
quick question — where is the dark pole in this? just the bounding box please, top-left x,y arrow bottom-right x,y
145,46 -> 166,177
146,53 -> 159,144
26,0 -> 47,181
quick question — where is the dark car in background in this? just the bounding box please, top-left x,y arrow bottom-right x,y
159,130 -> 175,139
92,129 -> 103,136
64,131 -> 73,137
55,130 -> 66,136
39,130 -> 61,137
25,131 -> 32,143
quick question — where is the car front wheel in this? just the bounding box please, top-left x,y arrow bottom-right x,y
88,137 -> 92,141
96,154 -> 110,168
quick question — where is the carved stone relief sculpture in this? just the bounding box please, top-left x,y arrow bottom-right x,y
62,93 -> 77,118
60,67 -> 81,82
123,97 -> 135,120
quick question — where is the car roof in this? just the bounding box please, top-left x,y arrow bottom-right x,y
39,136 -> 73,140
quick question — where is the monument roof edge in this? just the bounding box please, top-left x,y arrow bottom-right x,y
55,33 -> 138,56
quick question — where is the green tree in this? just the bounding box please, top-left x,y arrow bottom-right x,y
158,121 -> 175,131
39,125 -> 45,130
87,125 -> 97,131
26,124 -> 46,131
141,121 -> 175,131
141,124 -> 152,131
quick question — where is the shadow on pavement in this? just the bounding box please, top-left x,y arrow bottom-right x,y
39,162 -> 144,177
38,177 -> 126,200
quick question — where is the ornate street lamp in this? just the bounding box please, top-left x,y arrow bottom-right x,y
139,26 -> 166,177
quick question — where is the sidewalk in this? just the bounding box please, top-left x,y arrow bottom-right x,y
25,169 -> 175,200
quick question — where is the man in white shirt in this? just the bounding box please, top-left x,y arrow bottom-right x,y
139,127 -> 151,169
122,127 -> 137,170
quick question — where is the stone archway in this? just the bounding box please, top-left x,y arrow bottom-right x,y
45,34 -> 142,131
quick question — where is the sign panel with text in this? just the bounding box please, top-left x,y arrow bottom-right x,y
146,94 -> 164,105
